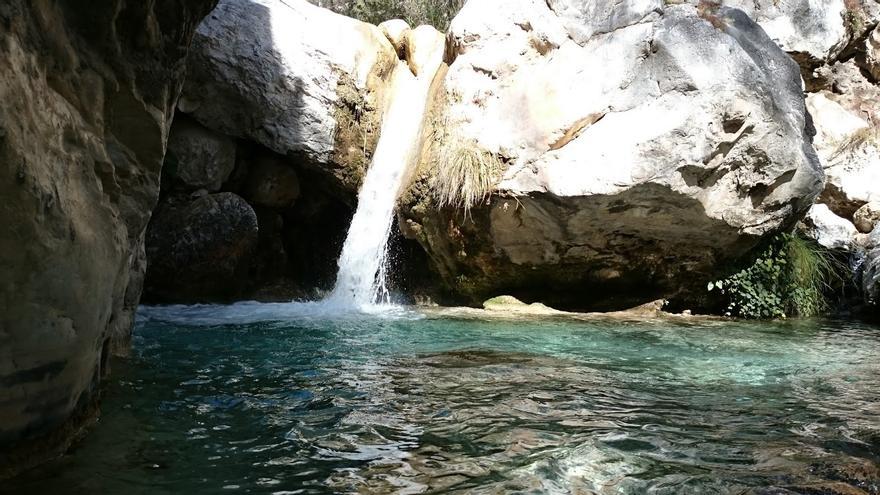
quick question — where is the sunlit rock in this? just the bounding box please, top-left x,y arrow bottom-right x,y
401,0 -> 823,310
800,204 -> 859,251
180,0 -> 398,195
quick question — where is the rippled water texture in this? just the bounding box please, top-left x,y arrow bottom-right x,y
6,304 -> 880,494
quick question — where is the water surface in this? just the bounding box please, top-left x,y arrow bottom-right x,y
6,304 -> 880,494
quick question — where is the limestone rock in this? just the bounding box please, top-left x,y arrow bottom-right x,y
145,193 -> 259,302
180,0 -> 398,194
379,19 -> 411,56
0,0 -> 216,474
806,84 -> 880,219
721,0 -> 853,64
243,155 -> 301,209
404,25 -> 447,77
799,204 -> 859,251
865,24 -> 880,81
401,1 -> 823,310
853,202 -> 880,233
166,117 -> 236,191
483,295 -> 563,315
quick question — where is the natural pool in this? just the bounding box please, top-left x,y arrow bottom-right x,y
5,304 -> 880,494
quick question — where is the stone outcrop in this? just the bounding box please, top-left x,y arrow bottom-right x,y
145,193 -> 259,302
180,0 -> 399,195
400,0 -> 824,310
0,0 -> 216,476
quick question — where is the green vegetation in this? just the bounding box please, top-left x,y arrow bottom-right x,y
708,233 -> 845,319
431,132 -> 504,217
312,0 -> 464,30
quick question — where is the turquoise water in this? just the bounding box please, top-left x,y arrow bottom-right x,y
5,304 -> 880,494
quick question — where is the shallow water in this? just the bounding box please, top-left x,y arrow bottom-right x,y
5,304 -> 880,494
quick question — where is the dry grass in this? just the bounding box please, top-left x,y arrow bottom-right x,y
431,131 -> 503,217
832,124 -> 880,159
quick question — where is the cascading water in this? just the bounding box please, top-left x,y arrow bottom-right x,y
326,33 -> 445,310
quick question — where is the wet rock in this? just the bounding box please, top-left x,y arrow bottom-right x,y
864,244 -> 880,307
483,295 -> 563,315
401,1 -> 823,310
165,117 -> 236,191
0,0 -> 216,476
180,0 -> 398,194
800,204 -> 860,251
145,193 -> 259,302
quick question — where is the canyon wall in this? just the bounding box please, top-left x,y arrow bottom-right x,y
0,0 -> 216,476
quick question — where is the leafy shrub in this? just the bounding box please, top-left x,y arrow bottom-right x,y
708,233 -> 845,319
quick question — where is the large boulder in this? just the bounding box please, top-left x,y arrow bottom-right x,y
0,0 -> 216,475
180,0 -> 399,195
165,117 -> 237,191
400,1 -> 824,310
145,193 -> 259,302
723,0 -> 876,63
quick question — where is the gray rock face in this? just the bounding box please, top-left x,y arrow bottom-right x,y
145,193 -> 259,302
401,0 -> 824,309
166,117 -> 236,191
180,0 -> 398,194
0,0 -> 216,475
800,204 -> 859,251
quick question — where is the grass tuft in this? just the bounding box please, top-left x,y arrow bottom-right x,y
431,131 -> 504,217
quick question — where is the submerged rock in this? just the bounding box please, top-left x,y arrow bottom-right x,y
145,193 -> 259,302
0,0 -> 216,476
180,0 -> 398,195
401,1 -> 823,310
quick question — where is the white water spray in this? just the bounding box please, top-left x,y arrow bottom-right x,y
326,30 -> 445,310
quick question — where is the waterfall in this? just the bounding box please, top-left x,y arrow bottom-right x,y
326,33 -> 444,310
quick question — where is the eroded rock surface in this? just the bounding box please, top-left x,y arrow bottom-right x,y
401,0 -> 823,310
0,0 -> 216,475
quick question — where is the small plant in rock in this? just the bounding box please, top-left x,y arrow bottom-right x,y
708,233 -> 845,319
431,130 -> 504,218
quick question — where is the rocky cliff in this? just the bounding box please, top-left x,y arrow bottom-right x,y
0,0 -> 216,476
